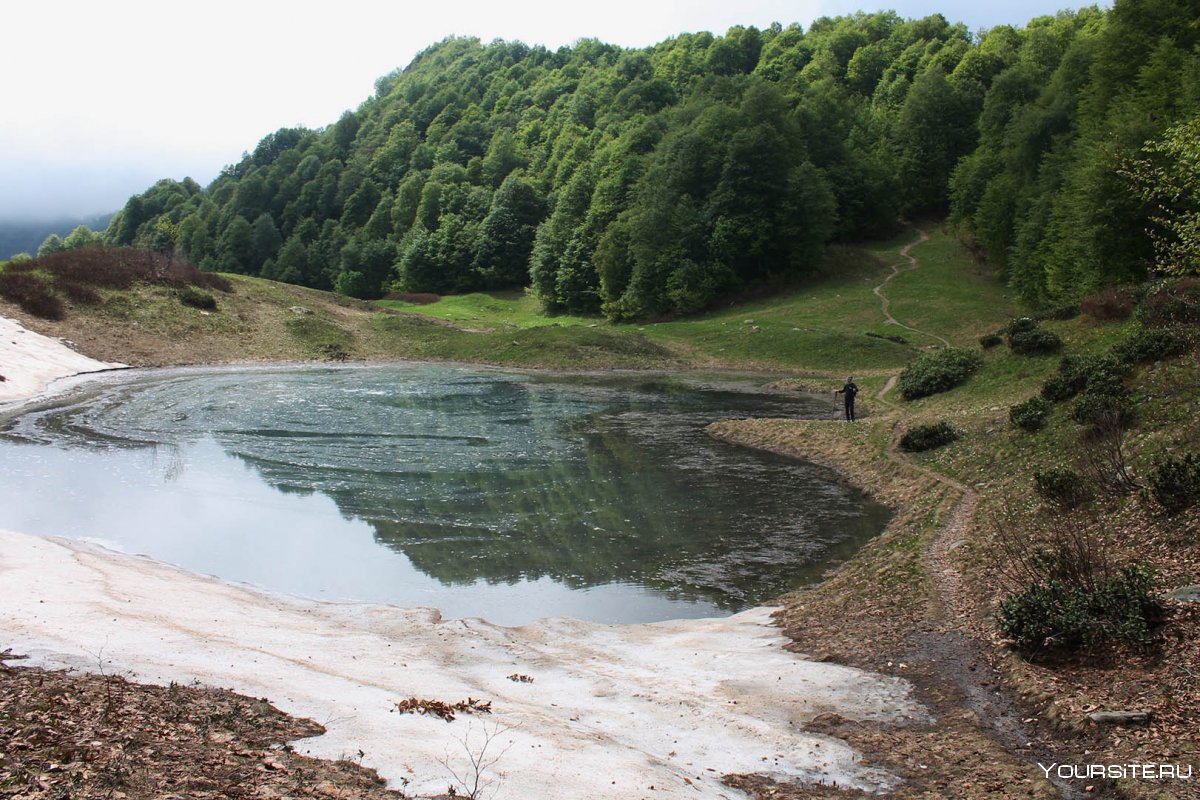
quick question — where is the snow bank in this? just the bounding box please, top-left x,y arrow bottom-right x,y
0,315 -> 121,405
0,530 -> 927,798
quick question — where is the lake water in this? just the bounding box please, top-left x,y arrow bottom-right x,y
0,364 -> 889,624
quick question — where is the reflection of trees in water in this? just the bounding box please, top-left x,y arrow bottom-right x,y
218,381 -> 889,610
15,366 -> 890,611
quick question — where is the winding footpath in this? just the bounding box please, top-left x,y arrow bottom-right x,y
871,228 -> 952,349
870,228 -> 1085,800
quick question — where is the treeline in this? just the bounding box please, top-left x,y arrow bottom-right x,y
949,0 -> 1200,305
101,0 -> 1199,317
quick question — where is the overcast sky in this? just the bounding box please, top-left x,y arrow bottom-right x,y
1,0 -> 1108,222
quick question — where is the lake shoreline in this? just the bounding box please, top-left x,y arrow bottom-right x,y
0,326 -> 937,798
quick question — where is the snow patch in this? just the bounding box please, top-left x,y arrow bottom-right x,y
0,529 -> 927,798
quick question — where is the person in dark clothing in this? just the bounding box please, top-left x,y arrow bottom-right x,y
834,376 -> 859,421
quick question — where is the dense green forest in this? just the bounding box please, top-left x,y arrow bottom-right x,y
99,0 -> 1199,317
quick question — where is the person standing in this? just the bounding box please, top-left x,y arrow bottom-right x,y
834,376 -> 859,421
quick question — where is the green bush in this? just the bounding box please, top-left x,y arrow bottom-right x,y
979,332 -> 1004,349
1033,468 -> 1090,509
177,286 -> 217,310
1148,453 -> 1200,515
1010,396 -> 1050,432
1005,316 -> 1039,336
1034,303 -> 1080,321
1067,363 -> 1134,429
899,422 -> 959,452
899,348 -> 983,400
1112,328 -> 1190,365
1009,328 -> 1063,355
1070,392 -> 1134,428
1041,355 -> 1129,403
998,565 -> 1161,651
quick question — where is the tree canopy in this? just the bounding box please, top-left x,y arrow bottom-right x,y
103,1 -> 1200,316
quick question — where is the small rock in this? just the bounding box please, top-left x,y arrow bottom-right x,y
290,305 -> 312,315
947,539 -> 969,552
1167,585 -> 1200,604
1087,710 -> 1152,726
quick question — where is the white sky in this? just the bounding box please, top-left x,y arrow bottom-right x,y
1,0 -> 1108,221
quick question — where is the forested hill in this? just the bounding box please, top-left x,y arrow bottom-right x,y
103,0 -> 1199,319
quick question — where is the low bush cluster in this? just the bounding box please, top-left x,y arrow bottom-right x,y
1005,317 -> 1038,336
899,347 -> 983,400
177,286 -> 217,310
998,564 -> 1161,651
8,248 -> 231,293
1112,328 -> 1191,365
979,332 -> 1003,349
1034,303 -> 1080,321
1080,287 -> 1135,321
1010,396 -> 1049,432
1069,367 -> 1134,428
1148,452 -> 1200,515
1136,277 -> 1200,327
1002,317 -> 1062,355
0,271 -> 65,320
1009,327 -> 1063,354
899,421 -> 959,452
1033,468 -> 1090,509
1041,354 -> 1129,405
57,280 -> 102,305
0,248 -> 230,321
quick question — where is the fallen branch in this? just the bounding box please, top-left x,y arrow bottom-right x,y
0,649 -> 29,670
392,697 -> 492,722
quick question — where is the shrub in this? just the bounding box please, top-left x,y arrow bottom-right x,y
979,333 -> 1004,349
1035,303 -> 1080,321
998,565 -> 1161,651
1010,396 -> 1050,432
57,280 -> 101,305
1081,288 -> 1135,321
1005,317 -> 1039,336
1041,373 -> 1079,403
177,286 -> 217,310
1071,392 -> 1134,428
1112,328 -> 1190,365
899,347 -> 983,400
1041,355 -> 1129,403
1009,328 -> 1063,355
0,271 -> 65,320
1136,277 -> 1200,327
1034,468 -> 1090,509
899,421 -> 959,452
1148,453 -> 1200,515
12,248 -> 232,293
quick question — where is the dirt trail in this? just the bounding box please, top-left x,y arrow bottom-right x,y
871,228 -> 951,348
869,230 -> 1087,800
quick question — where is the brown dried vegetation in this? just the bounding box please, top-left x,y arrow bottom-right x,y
0,658 -> 407,800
